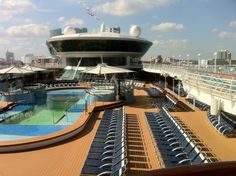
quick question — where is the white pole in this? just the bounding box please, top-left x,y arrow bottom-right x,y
178,54 -> 181,66
214,52 -> 217,73
198,53 -> 201,70
72,57 -> 82,79
187,54 -> 190,68
217,99 -> 221,126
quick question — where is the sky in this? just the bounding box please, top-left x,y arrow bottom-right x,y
0,0 -> 236,61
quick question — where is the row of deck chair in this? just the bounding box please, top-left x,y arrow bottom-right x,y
45,82 -> 79,88
145,87 -> 163,97
207,109 -> 234,135
173,85 -> 187,97
186,98 -> 210,111
145,107 -> 213,167
81,107 -> 127,176
155,96 -> 176,110
144,86 -> 176,110
221,112 -> 236,128
153,81 -> 166,89
186,98 -> 234,136
123,80 -> 144,88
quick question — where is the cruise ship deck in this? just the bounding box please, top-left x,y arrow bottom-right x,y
0,84 -> 236,175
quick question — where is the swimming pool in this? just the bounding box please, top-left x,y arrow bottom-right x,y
0,89 -> 86,141
0,88 -> 115,141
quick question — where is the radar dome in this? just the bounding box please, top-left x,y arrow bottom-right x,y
63,26 -> 76,35
129,25 -> 141,37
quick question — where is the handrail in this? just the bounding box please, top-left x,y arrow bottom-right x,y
143,63 -> 236,102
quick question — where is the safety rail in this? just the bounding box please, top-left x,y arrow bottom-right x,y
143,63 -> 236,114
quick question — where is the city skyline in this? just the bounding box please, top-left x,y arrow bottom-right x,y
0,0 -> 236,60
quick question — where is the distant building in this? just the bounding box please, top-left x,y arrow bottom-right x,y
6,50 -> 14,65
208,59 -> 227,65
34,56 -> 60,68
230,60 -> 236,65
216,49 -> 231,65
21,54 -> 35,64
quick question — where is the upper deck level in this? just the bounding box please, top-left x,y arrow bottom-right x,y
47,25 -> 152,57
143,62 -> 236,115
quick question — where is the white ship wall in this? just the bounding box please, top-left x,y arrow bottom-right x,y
183,82 -> 236,114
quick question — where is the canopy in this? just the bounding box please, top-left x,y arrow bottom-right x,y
21,65 -> 46,72
83,63 -> 134,75
0,66 -> 34,74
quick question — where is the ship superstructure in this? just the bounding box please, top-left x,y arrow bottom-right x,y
47,24 -> 152,71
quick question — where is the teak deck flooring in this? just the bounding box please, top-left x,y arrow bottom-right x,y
0,87 -> 236,175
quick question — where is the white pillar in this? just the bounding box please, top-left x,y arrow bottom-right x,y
187,54 -> 190,68
214,52 -> 217,73
178,80 -> 180,99
198,53 -> 201,70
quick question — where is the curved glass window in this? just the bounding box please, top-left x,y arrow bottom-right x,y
67,57 -> 126,67
49,39 -> 152,53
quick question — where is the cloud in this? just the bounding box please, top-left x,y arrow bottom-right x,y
58,16 -> 84,26
218,31 -> 236,38
0,26 -> 4,33
151,22 -> 184,32
95,0 -> 175,16
212,28 -> 218,32
0,0 -> 37,21
24,18 -> 33,23
6,24 -> 49,37
0,0 -> 36,11
0,38 -> 10,45
153,39 -> 188,46
229,20 -> 236,28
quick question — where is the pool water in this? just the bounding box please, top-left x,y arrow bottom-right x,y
4,89 -> 86,125
0,89 -> 86,140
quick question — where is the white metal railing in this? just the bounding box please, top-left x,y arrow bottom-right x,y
143,63 -> 236,75
143,63 -> 236,101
